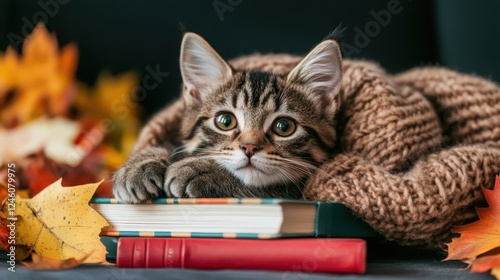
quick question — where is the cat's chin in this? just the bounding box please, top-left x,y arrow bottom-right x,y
218,154 -> 300,187
230,167 -> 287,188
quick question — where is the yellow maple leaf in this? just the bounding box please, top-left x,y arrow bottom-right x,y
13,179 -> 109,263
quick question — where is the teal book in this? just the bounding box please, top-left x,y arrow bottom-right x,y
91,198 -> 379,239
101,236 -> 118,260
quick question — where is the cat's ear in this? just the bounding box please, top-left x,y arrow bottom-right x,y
286,40 -> 342,116
180,32 -> 233,106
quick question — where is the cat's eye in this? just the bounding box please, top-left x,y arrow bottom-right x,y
215,113 -> 237,131
272,118 -> 296,137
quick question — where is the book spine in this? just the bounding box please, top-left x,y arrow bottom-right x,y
315,202 -> 379,238
101,236 -> 118,260
116,238 -> 366,274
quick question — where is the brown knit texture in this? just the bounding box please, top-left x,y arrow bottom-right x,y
133,56 -> 500,248
305,61 -> 500,248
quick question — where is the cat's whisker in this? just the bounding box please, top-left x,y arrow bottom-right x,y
168,145 -> 192,160
269,159 -> 324,201
274,158 -> 318,177
198,155 -> 233,162
274,168 -> 307,198
283,158 -> 345,201
285,169 -> 320,201
194,148 -> 231,156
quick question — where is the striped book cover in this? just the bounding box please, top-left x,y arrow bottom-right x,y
91,198 -> 379,239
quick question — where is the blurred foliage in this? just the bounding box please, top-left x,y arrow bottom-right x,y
0,23 -> 142,198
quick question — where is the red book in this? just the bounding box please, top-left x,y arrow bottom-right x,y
116,238 -> 366,274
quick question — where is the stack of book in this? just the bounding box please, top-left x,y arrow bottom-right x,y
91,198 -> 379,274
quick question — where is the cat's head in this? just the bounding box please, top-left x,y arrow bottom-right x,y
179,33 -> 342,188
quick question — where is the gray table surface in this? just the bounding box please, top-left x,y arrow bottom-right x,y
0,258 -> 494,280
0,244 -> 495,280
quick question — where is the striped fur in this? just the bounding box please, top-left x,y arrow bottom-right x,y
181,69 -> 338,187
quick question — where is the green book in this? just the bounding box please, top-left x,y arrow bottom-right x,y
91,198 -> 379,239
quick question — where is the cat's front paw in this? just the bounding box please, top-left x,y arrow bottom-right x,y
113,147 -> 169,203
164,158 -> 233,198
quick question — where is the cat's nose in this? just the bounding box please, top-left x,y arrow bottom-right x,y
240,143 -> 261,158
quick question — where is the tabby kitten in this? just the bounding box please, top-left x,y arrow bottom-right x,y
113,33 -> 342,203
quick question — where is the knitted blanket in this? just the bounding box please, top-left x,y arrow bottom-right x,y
134,57 -> 500,248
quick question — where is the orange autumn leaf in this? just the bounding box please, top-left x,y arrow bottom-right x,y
446,177 -> 500,261
0,47 -> 19,90
22,252 -> 89,270
471,250 -> 500,273
0,23 -> 78,126
446,176 -> 500,278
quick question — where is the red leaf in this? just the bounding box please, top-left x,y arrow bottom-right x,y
24,151 -> 110,197
0,223 -> 9,251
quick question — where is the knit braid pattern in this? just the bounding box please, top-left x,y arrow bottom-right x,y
394,67 -> 500,148
132,56 -> 500,248
338,61 -> 443,172
304,62 -> 500,247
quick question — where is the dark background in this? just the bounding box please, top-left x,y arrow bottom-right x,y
1,0 -> 499,120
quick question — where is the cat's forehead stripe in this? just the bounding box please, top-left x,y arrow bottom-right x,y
259,77 -> 275,106
274,91 -> 282,111
234,71 -> 282,110
243,71 -> 252,106
249,71 -> 270,108
231,89 -> 238,108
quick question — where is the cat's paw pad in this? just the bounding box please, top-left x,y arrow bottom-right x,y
113,149 -> 169,203
164,158 -> 219,198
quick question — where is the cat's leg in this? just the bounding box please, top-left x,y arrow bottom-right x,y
164,157 -> 246,198
113,146 -> 171,203
132,98 -> 184,153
